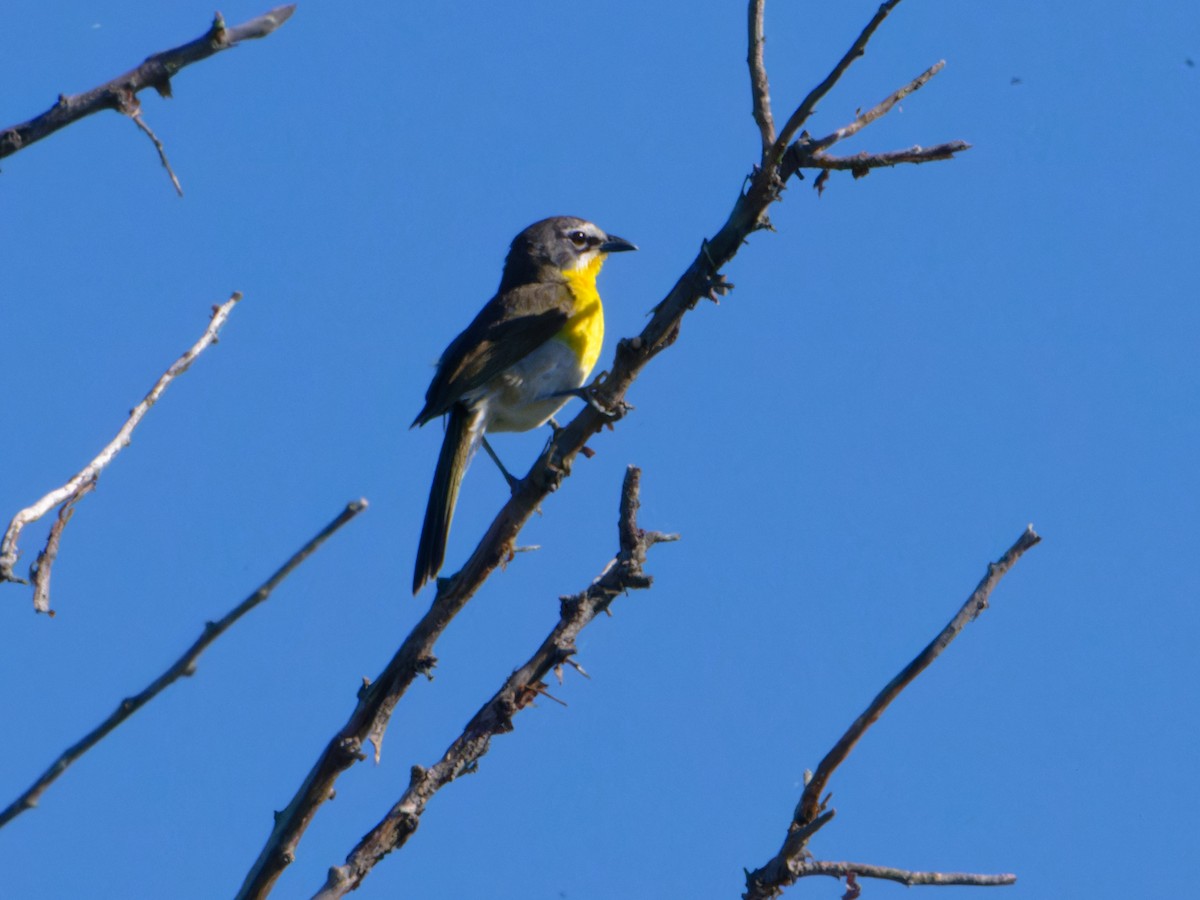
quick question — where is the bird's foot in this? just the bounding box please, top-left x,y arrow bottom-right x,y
559,384 -> 630,419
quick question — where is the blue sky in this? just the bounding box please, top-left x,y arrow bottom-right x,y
2,1 -> 1198,897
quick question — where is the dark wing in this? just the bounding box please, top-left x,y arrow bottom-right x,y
413,282 -> 571,426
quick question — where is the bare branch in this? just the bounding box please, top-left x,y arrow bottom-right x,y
239,4 -> 970,888
742,526 -> 1041,899
1,293 -> 243,612
0,500 -> 367,830
797,525 -> 1041,825
770,0 -> 904,164
822,143 -> 970,170
312,468 -> 675,898
240,470 -> 675,898
808,60 -> 947,153
788,142 -> 972,182
0,6 -> 296,161
792,860 -> 1017,888
776,60 -> 971,188
748,0 -> 776,153
128,109 -> 184,196
28,480 -> 96,616
766,15 -> 969,196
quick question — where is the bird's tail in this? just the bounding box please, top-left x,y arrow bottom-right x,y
413,404 -> 479,594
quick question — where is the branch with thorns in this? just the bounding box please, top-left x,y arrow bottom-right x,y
237,2 -> 971,894
310,467 -> 676,898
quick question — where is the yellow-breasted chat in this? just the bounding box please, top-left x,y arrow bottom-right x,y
411,216 -> 637,594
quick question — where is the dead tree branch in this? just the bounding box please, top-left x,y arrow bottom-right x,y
1,293 -> 243,613
781,61 -> 970,188
312,467 -> 676,898
769,0 -> 903,163
796,526 -> 1041,826
127,107 -> 183,195
742,526 -> 1041,899
748,0 -> 776,152
796,142 -> 971,175
790,861 -> 1017,888
0,499 -> 366,830
27,480 -> 96,614
237,2 -> 969,893
806,60 -> 947,154
0,5 -> 295,190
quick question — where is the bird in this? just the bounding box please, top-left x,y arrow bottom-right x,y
411,216 -> 637,594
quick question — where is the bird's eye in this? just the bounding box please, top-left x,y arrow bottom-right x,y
568,230 -> 589,248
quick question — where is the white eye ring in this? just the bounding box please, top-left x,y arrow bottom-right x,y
568,230 -> 589,248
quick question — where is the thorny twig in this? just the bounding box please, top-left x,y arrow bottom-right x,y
312,468 -> 675,898
237,2 -> 970,893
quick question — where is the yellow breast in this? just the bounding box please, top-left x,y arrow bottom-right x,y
557,255 -> 606,378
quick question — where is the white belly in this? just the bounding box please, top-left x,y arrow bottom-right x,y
468,337 -> 589,433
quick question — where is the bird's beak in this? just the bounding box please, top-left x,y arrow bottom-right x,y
599,234 -> 638,253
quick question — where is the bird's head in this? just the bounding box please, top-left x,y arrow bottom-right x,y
502,216 -> 637,286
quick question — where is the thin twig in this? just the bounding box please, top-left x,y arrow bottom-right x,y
237,3 -> 968,890
789,142 -> 972,180
129,110 -> 183,195
797,525 -> 1041,824
770,0 -> 903,164
0,500 -> 367,830
748,0 -> 776,153
742,526 -> 1041,899
312,468 -> 676,898
773,24 -> 969,194
776,60 -> 971,188
0,5 -> 295,161
792,860 -> 1017,888
28,480 -> 96,617
1,293 -> 243,612
807,60 -> 946,153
